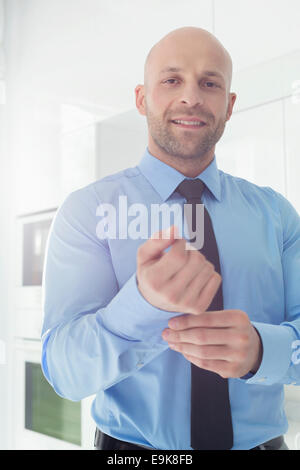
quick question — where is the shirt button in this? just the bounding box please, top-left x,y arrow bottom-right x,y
136,362 -> 144,368
258,377 -> 267,382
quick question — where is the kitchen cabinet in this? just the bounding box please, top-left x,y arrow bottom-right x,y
217,100 -> 286,195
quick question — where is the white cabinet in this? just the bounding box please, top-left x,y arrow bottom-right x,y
14,100 -> 140,215
217,100 -> 286,195
60,123 -> 98,201
13,99 -> 99,215
14,97 -> 61,214
60,107 -> 148,199
215,0 -> 300,71
97,109 -> 148,178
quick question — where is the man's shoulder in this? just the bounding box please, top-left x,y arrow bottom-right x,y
54,166 -> 142,233
219,169 -> 277,201
63,165 -> 141,206
88,165 -> 141,192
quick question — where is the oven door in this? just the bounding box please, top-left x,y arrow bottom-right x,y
15,209 -> 58,341
13,339 -> 95,450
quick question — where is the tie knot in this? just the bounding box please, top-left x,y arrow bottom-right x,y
176,178 -> 205,201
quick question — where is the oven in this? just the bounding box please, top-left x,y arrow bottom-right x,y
15,209 -> 58,340
12,339 -> 95,450
13,209 -> 95,449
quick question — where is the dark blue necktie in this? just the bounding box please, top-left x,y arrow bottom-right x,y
176,178 -> 233,450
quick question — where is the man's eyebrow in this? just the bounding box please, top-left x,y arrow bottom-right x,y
159,67 -> 225,81
159,66 -> 184,74
203,71 -> 225,80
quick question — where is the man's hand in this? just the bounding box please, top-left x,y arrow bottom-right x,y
162,310 -> 263,378
136,225 -> 221,315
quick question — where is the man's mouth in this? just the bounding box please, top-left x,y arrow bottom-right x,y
171,119 -> 207,129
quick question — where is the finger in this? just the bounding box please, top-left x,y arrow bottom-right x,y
163,327 -> 235,345
169,343 -> 232,360
159,246 -> 208,291
154,237 -> 190,284
168,310 -> 241,330
181,354 -> 232,377
179,260 -> 217,307
137,225 -> 179,266
194,272 -> 222,313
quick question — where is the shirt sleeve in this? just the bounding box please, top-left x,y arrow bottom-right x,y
41,187 -> 177,401
243,190 -> 300,386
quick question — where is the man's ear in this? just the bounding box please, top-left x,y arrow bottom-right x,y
226,92 -> 237,121
135,84 -> 147,116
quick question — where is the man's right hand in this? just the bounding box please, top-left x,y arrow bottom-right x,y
136,225 -> 222,315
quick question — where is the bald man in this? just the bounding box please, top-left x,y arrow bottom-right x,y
42,27 -> 298,451
139,27 -> 235,178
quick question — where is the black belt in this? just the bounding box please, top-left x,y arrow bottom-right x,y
94,428 -> 153,450
250,435 -> 286,450
94,429 -> 287,451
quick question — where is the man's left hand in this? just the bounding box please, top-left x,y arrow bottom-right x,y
162,310 -> 263,378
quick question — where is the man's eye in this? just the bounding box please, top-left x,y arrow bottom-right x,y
164,79 -> 179,85
163,79 -> 219,87
205,81 -> 217,88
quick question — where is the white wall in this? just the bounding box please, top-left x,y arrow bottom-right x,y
0,99 -> 12,452
0,0 -> 13,450
1,0 -> 300,450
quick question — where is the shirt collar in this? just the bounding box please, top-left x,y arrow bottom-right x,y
138,147 -> 222,202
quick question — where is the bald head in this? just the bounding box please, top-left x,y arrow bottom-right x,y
144,27 -> 233,94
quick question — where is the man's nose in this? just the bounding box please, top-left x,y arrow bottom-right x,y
179,84 -> 205,107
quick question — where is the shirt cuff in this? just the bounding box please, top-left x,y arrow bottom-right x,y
243,321 -> 295,385
99,272 -> 182,344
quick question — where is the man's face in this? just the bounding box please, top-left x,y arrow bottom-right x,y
136,34 -> 236,162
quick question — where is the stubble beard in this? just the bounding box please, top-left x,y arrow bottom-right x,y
146,108 -> 227,161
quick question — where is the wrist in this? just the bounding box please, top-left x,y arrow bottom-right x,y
250,327 -> 263,374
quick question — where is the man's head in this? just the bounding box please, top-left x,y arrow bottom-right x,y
135,27 -> 237,175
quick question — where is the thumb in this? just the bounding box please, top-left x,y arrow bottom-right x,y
138,225 -> 180,266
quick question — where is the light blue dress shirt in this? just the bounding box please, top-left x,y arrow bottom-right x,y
41,147 -> 300,450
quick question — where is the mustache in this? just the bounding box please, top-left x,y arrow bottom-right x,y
169,112 -> 212,121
